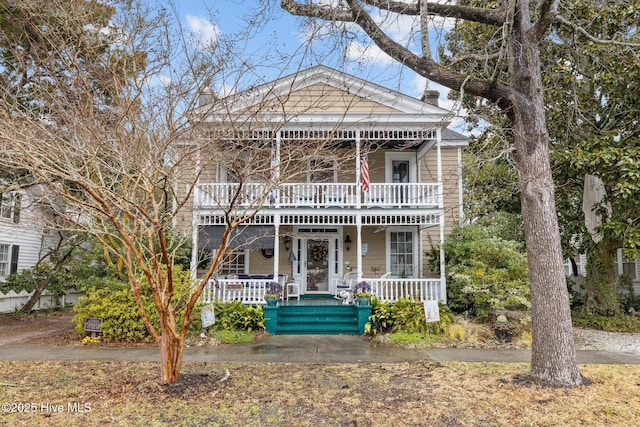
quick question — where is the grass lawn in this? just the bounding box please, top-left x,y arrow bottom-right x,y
1,361 -> 639,426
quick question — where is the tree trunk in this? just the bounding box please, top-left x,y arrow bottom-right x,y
584,240 -> 620,315
158,313 -> 184,385
21,247 -> 74,313
510,2 -> 584,387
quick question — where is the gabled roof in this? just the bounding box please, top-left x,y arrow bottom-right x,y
193,65 -> 456,128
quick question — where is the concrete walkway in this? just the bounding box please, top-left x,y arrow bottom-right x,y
2,335 -> 640,364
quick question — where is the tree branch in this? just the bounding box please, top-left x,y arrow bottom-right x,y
532,0 -> 558,40
282,0 -> 515,109
361,0 -> 507,26
555,13 -> 640,47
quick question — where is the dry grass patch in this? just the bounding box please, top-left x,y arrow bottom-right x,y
1,361 -> 638,426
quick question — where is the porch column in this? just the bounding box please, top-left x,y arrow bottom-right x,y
355,129 -> 362,209
275,130 -> 281,207
356,216 -> 363,282
273,215 -> 280,281
190,144 -> 202,280
436,129 -> 447,302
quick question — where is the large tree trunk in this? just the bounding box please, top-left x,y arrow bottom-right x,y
510,3 -> 584,387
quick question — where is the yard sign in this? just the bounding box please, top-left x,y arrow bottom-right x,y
423,300 -> 440,323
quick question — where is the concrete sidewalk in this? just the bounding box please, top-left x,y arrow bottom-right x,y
2,335 -> 640,364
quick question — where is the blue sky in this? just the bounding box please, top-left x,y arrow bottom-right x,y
166,1 -> 462,123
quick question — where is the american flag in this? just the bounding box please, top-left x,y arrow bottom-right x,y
361,154 -> 370,192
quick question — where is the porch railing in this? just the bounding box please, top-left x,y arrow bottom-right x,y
202,277 -> 444,304
202,279 -> 270,305
367,278 -> 443,302
195,182 -> 441,209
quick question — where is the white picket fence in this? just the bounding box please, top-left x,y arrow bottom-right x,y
0,288 -> 84,313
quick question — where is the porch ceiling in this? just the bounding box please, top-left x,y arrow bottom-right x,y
198,211 -> 442,227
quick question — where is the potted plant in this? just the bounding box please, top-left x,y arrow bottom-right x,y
494,315 -> 516,342
356,281 -> 372,306
264,281 -> 282,306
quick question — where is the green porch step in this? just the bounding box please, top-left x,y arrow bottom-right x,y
266,303 -> 367,335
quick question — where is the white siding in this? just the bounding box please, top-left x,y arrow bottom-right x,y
0,189 -> 60,279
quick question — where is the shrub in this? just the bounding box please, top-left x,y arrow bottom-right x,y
0,263 -> 69,296
73,265 -> 202,342
210,300 -> 265,332
572,310 -> 640,333
439,225 -> 530,316
366,297 -> 454,336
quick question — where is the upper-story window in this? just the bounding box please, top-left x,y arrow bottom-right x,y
308,157 -> 337,183
385,152 -> 417,183
0,192 -> 21,223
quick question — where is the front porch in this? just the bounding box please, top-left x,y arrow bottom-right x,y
201,280 -> 442,335
201,277 -> 444,305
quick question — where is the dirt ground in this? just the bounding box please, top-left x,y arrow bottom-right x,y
0,310 -> 78,346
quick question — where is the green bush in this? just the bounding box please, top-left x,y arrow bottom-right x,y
440,225 -> 530,316
0,263 -> 68,296
572,310 -> 640,333
73,265 -> 202,342
366,298 -> 454,335
209,300 -> 265,332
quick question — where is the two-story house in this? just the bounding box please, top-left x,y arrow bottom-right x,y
0,186 -> 59,282
185,65 -> 467,312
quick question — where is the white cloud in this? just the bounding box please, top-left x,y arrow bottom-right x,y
185,15 -> 218,48
345,41 -> 395,67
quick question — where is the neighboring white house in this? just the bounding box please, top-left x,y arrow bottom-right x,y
0,186 -> 60,281
565,252 -> 640,295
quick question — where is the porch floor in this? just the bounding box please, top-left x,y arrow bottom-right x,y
280,294 -> 344,307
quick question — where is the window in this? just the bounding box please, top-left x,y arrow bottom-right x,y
615,249 -> 639,281
220,250 -> 246,275
0,192 -> 20,223
622,260 -> 638,280
0,244 -> 8,278
389,231 -> 414,278
308,157 -> 336,183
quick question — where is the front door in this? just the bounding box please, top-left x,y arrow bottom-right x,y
306,239 -> 329,292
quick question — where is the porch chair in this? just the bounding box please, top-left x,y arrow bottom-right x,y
334,271 -> 357,303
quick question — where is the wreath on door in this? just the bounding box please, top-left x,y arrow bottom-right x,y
311,243 -> 328,261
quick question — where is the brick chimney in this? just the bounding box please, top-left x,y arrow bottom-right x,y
422,89 -> 439,106
198,86 -> 214,107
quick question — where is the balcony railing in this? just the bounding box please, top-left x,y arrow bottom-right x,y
195,182 -> 441,209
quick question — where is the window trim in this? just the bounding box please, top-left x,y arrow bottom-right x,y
0,192 -> 20,223
386,227 -> 417,278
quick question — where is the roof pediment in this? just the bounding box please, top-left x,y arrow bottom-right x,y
194,65 -> 453,124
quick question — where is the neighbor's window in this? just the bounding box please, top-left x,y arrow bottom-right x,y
622,260 -> 638,280
220,250 -> 246,275
0,244 -> 9,278
0,192 -> 20,222
390,231 -> 414,278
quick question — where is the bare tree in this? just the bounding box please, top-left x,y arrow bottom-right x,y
0,0 -> 353,384
277,0 -> 614,386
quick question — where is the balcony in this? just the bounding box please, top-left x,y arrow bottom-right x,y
194,182 -> 442,210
